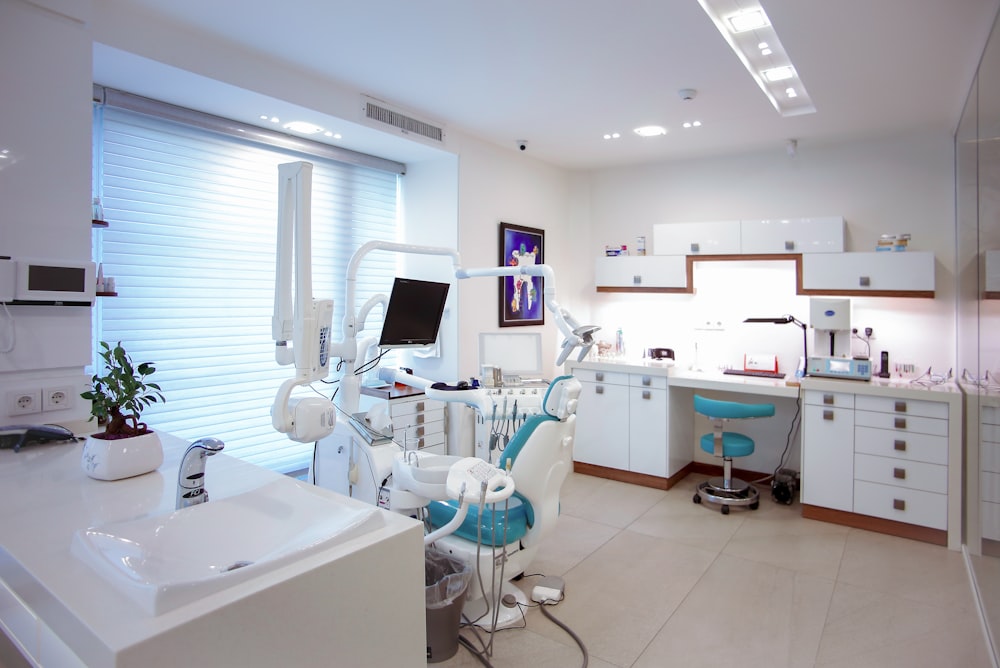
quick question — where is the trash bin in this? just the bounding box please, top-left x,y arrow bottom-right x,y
425,548 -> 472,663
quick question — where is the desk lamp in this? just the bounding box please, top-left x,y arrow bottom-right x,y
743,315 -> 808,377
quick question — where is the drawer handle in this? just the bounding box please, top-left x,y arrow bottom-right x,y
784,240 -> 795,251
416,401 -> 424,411
633,275 -> 642,285
894,400 -> 907,413
642,376 -> 651,386
823,394 -> 834,405
859,275 -> 871,287
893,498 -> 906,511
596,372 -> 604,381
823,410 -> 834,421
894,439 -> 907,452
416,414 -> 425,425
894,417 -> 907,429
416,438 -> 425,449
893,467 -> 906,480
642,390 -> 651,400
415,426 -> 425,438
691,242 -> 700,253
595,385 -> 604,395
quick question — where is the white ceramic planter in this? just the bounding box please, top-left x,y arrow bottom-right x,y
81,431 -> 163,481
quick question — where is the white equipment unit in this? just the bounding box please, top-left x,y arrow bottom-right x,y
9,258 -> 95,304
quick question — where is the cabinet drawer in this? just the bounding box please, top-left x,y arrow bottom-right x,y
854,480 -> 946,530
855,453 -> 947,494
629,373 -> 668,390
390,408 -> 444,430
804,390 -> 854,409
854,426 -> 947,465
982,501 -> 1000,541
982,470 -> 1000,504
575,369 -> 630,385
854,395 -> 949,420
983,441 -> 1000,474
390,398 -> 445,417
982,419 -> 1000,444
983,405 -> 1000,427
854,410 -> 947,437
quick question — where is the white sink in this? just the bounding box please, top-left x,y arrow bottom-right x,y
71,478 -> 381,615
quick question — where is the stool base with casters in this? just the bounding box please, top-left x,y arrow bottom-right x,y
692,394 -> 774,515
693,476 -> 760,515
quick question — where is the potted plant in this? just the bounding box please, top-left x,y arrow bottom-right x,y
80,341 -> 166,480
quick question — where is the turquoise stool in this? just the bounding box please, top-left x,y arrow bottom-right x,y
692,394 -> 775,514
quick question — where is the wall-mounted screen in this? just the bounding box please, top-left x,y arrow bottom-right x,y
378,277 -> 450,348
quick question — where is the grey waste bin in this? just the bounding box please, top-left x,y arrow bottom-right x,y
425,549 -> 472,663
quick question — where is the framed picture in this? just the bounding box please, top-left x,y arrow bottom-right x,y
498,222 -> 545,327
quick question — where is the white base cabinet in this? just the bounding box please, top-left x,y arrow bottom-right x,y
572,367 -> 670,477
801,391 -> 855,511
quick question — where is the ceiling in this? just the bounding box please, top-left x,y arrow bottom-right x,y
97,0 -> 999,170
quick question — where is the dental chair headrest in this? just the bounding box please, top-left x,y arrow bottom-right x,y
543,375 -> 582,420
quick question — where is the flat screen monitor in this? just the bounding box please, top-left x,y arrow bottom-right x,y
378,277 -> 450,348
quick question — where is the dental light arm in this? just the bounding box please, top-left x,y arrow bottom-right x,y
270,161 -> 336,442
456,264 -> 599,365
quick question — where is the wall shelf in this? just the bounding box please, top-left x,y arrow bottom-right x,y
92,220 -> 108,228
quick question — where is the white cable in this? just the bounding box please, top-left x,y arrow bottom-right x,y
0,302 -> 14,353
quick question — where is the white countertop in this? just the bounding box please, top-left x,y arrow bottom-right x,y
0,428 -> 422,666
567,357 -> 962,403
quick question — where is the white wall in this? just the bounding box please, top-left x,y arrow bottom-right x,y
0,0 -> 94,422
583,132 -> 957,375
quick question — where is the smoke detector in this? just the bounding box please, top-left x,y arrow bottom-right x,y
678,88 -> 698,101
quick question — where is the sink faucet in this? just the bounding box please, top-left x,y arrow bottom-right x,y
176,437 -> 225,510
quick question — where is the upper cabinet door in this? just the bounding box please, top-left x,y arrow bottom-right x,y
801,252 -> 935,296
653,221 -> 741,255
594,255 -> 688,290
740,217 -> 845,254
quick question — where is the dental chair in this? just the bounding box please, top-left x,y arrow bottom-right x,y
692,394 -> 774,514
425,375 -> 581,627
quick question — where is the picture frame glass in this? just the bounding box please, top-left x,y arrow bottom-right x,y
499,222 -> 545,327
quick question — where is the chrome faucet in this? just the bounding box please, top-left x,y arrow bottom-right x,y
176,437 -> 225,510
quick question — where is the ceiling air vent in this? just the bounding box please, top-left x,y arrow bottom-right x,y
361,96 -> 445,144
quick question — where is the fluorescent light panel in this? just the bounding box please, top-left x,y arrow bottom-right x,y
697,0 -> 815,117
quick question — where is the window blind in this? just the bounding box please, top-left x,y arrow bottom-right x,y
95,105 -> 400,473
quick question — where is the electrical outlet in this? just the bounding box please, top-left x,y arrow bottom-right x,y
7,389 -> 42,416
42,386 -> 73,411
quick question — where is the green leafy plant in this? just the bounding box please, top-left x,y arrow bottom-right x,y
81,341 -> 165,439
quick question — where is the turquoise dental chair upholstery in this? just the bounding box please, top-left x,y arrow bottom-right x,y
426,375 -> 581,598
692,394 -> 774,514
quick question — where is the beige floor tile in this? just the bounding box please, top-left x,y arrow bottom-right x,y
632,552 -> 833,668
816,581 -> 992,667
528,513 -> 620,578
529,528 -> 717,666
559,475 -> 666,529
722,503 -> 850,579
627,486 -> 747,553
836,529 -> 975,612
435,625 -> 619,667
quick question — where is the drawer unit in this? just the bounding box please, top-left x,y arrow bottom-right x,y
854,453 -> 947,494
854,480 -> 947,530
629,373 -> 668,390
854,426 -> 947,465
362,394 -> 448,453
573,368 -> 630,386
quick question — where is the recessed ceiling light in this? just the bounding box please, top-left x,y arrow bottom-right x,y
633,126 -> 666,137
270,116 -> 280,123
259,115 -> 268,121
682,121 -> 704,129
762,66 -> 795,82
283,121 -> 324,135
785,87 -> 798,98
603,132 -> 622,140
726,8 -> 768,33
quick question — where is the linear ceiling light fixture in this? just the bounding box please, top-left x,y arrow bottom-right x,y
697,0 -> 816,117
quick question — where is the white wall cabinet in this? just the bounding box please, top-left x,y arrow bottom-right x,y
594,255 -> 687,290
740,216 -> 844,254
801,252 -> 934,294
571,367 -> 669,477
801,390 -> 855,511
653,220 -> 741,255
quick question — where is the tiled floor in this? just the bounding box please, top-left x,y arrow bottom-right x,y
438,472 -> 993,668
